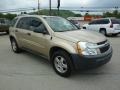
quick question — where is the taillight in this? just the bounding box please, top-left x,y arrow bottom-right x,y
110,23 -> 113,28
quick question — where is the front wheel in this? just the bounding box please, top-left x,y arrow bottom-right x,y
112,34 -> 118,36
11,38 -> 21,53
52,50 -> 72,77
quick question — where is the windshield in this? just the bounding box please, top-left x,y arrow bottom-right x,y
44,17 -> 78,32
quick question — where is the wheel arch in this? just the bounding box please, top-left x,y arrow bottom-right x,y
49,46 -> 71,59
9,35 -> 15,41
49,46 -> 75,69
99,28 -> 106,32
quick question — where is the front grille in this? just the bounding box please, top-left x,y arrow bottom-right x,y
99,44 -> 110,53
97,40 -> 110,53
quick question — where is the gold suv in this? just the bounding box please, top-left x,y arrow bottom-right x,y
9,15 -> 113,77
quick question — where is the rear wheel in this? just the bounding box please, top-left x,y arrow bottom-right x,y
11,38 -> 21,53
112,34 -> 118,36
51,50 -> 72,77
100,29 -> 107,36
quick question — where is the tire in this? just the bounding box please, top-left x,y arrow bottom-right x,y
112,34 -> 118,36
83,27 -> 86,29
6,31 -> 9,34
11,38 -> 21,53
51,50 -> 72,77
100,29 -> 107,36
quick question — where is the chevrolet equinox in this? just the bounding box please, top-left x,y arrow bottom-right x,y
9,15 -> 113,77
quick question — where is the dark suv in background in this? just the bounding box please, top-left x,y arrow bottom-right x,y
0,18 -> 10,34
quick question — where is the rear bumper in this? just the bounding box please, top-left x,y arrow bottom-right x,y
107,29 -> 120,34
71,46 -> 113,70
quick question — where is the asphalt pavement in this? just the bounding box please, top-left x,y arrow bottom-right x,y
0,33 -> 120,90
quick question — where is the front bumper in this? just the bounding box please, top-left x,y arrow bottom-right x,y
71,46 -> 113,70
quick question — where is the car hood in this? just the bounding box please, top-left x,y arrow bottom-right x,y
54,30 -> 107,43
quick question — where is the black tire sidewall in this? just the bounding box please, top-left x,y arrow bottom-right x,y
51,51 -> 72,77
11,39 -> 20,53
112,34 -> 118,36
100,29 -> 107,36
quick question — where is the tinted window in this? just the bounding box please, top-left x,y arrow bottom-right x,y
30,18 -> 42,27
11,18 -> 18,27
95,20 -> 100,24
89,20 -> 97,25
16,17 -> 31,30
111,19 -> 120,24
99,19 -> 109,24
30,17 -> 47,33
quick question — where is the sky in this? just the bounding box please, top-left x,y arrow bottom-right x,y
0,0 -> 120,10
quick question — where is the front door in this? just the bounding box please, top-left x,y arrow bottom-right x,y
26,17 -> 51,56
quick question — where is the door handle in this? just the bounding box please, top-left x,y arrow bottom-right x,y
27,33 -> 31,36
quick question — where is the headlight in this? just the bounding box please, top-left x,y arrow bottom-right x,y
77,42 -> 98,55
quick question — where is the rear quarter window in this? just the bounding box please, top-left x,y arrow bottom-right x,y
111,19 -> 120,24
98,19 -> 110,24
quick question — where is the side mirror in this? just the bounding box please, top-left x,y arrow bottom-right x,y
33,29 -> 47,34
33,27 -> 48,35
30,24 -> 48,34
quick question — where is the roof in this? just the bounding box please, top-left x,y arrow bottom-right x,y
16,14 -> 59,18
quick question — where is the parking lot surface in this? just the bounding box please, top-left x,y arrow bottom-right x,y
0,33 -> 120,90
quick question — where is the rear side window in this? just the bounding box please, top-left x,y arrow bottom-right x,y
101,19 -> 109,24
111,19 -> 120,24
89,20 -> 97,25
89,19 -> 109,25
97,19 -> 109,24
16,17 -> 31,30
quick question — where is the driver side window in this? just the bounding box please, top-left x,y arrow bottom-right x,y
30,17 -> 47,33
89,20 -> 97,25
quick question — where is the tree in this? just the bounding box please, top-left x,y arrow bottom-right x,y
5,13 -> 17,20
30,9 -> 75,18
74,14 -> 82,17
0,13 -> 17,20
103,10 -> 120,18
113,10 -> 118,15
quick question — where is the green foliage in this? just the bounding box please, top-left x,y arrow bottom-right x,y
0,10 -> 82,20
31,9 -> 77,18
103,10 -> 120,18
74,14 -> 82,17
0,13 -> 17,20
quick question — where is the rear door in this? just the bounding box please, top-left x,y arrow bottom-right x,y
15,17 -> 32,48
